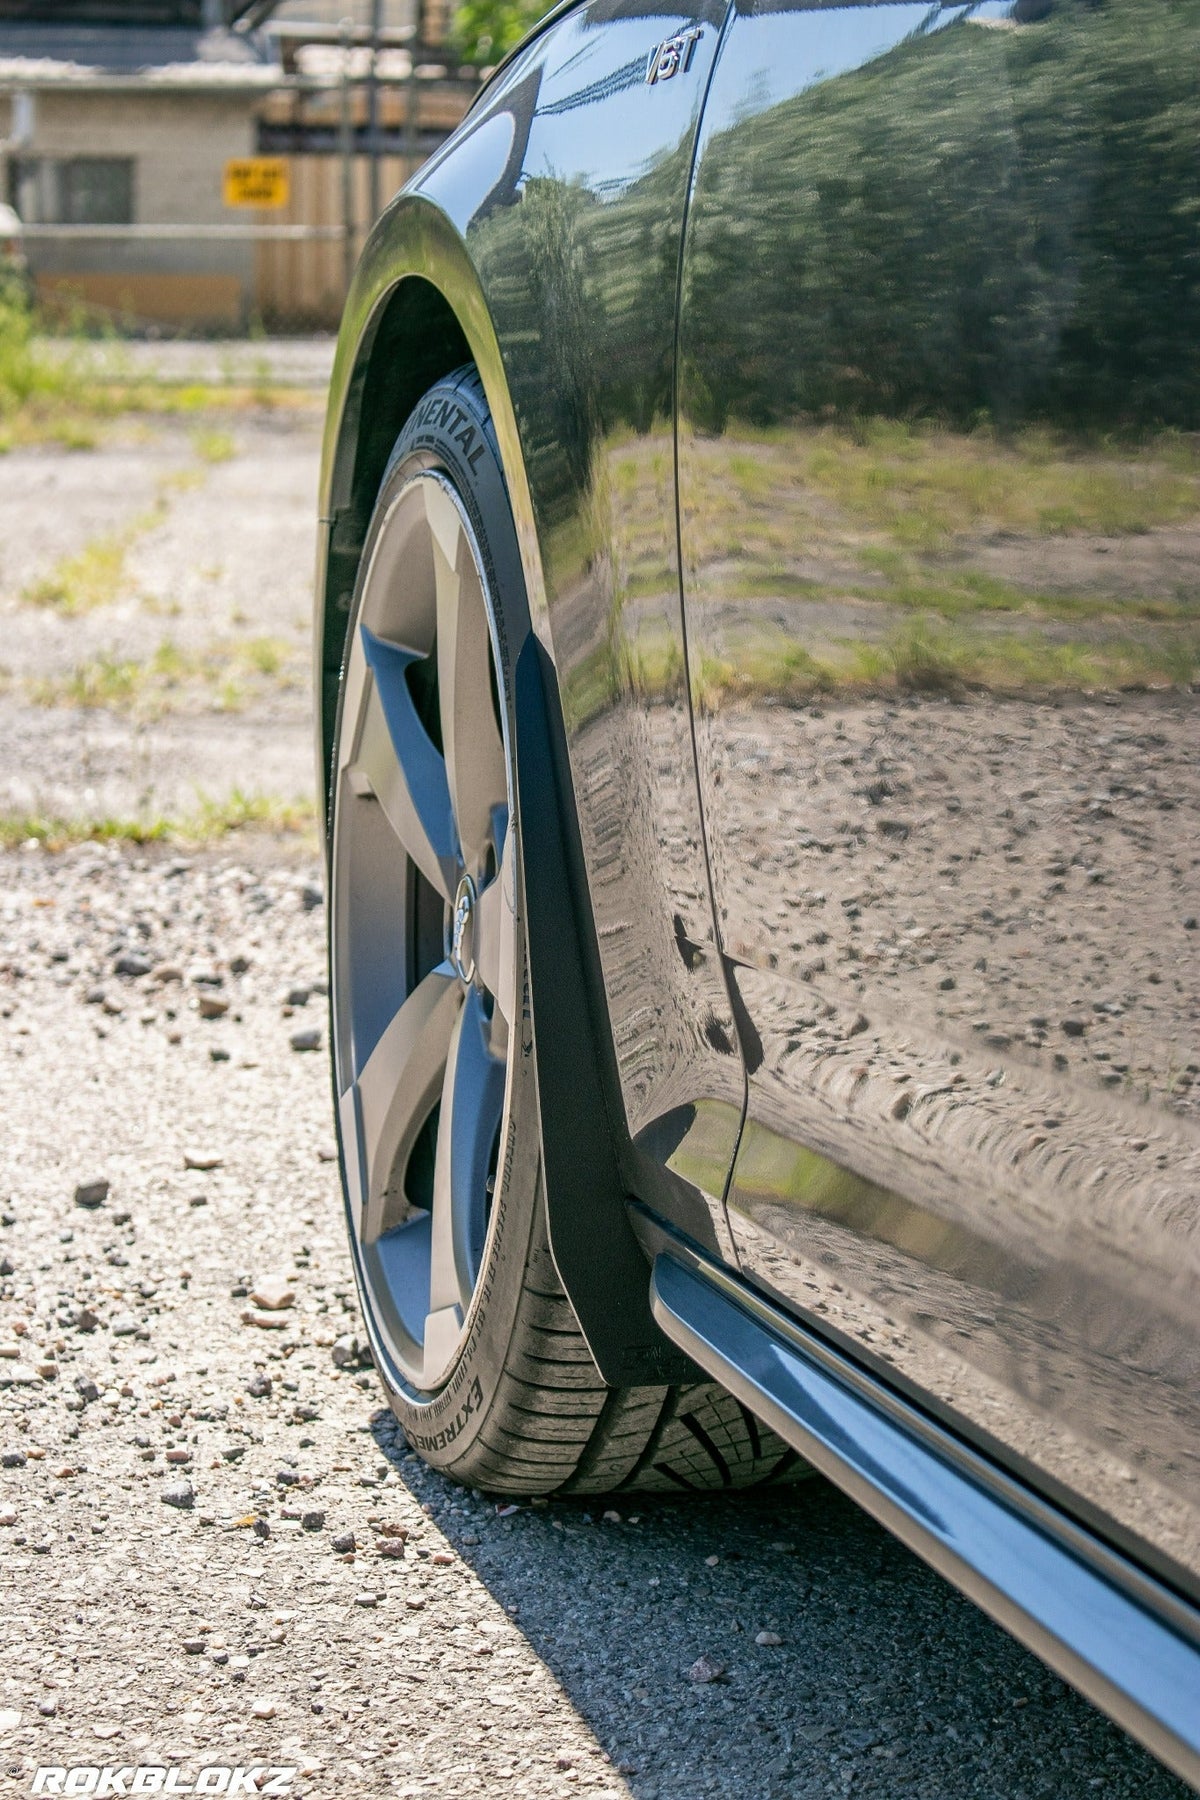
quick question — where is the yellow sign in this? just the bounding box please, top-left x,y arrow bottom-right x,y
223,158 -> 289,209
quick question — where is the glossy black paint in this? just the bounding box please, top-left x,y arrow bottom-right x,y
676,0 -> 1200,1604
315,0 -> 1200,1763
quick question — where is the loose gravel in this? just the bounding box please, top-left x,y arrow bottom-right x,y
0,838 -> 1191,1800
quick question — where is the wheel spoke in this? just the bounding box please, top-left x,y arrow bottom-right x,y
352,627 -> 458,902
349,963 -> 460,1245
427,482 -> 507,874
474,817 -> 516,1024
424,987 -> 506,1381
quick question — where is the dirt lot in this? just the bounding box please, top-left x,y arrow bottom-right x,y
0,379 -> 1191,1799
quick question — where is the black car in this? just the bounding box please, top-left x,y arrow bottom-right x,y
314,0 -> 1200,1783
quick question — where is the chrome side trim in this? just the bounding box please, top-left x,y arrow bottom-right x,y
650,1251 -> 1200,1790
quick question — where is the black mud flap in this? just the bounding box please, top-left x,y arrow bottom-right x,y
513,635 -> 697,1388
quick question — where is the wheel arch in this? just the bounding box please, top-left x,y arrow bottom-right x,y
315,194 -> 547,828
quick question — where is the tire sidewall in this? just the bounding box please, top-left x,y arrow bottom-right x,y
330,370 -> 545,1475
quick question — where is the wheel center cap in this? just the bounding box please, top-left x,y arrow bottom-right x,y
451,874 -> 476,985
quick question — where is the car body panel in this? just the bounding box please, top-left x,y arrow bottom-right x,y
316,0 -> 1200,1764
675,0 -> 1200,1600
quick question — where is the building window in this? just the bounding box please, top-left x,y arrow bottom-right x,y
58,158 -> 134,224
9,157 -> 135,225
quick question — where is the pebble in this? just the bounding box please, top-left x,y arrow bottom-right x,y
198,994 -> 230,1020
755,1630 -> 783,1647
37,1697 -> 58,1717
286,986 -> 311,1007
75,1308 -> 100,1333
1,1449 -> 26,1468
160,1480 -> 194,1510
354,1593 -> 377,1609
182,1637 -> 206,1655
0,1366 -> 38,1388
114,953 -> 152,978
253,1518 -> 271,1540
0,1507 -> 17,1525
183,1150 -> 223,1171
251,1701 -> 277,1720
331,1530 -> 356,1554
687,1654 -> 727,1685
109,1314 -> 139,1337
246,1374 -> 272,1398
74,1178 -> 110,1209
251,1274 -> 295,1311
0,1255 -> 13,1276
301,1510 -> 325,1532
289,1027 -> 322,1053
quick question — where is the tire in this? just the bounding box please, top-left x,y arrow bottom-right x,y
329,364 -> 804,1495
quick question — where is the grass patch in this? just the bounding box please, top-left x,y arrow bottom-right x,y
0,788 -> 316,852
22,532 -> 132,615
28,635 -> 302,715
191,428 -> 236,464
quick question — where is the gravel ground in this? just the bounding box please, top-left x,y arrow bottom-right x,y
0,841 -> 1191,1800
0,409 -> 320,826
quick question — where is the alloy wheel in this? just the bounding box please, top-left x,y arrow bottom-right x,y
331,471 -> 518,1392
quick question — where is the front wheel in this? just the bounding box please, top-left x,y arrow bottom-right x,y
328,365 -> 804,1494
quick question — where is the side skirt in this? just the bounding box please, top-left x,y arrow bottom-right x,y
650,1247 -> 1200,1791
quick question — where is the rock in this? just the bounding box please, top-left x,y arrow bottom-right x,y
75,1308 -> 100,1333
300,883 -> 323,911
252,1518 -> 270,1540
114,953 -> 152,978
74,1376 -> 100,1402
755,1630 -> 783,1647
317,1145 -> 337,1163
1061,1018 -> 1087,1038
289,1027 -> 322,1053
331,1334 -> 358,1368
74,1178 -> 110,1209
246,1374 -> 272,1398
405,1595 -> 426,1611
182,1638 -> 206,1655
1,1449 -> 26,1468
183,1151 -> 222,1171
0,1507 -> 16,1525
377,1539 -> 406,1560
331,1530 -> 356,1554
275,1468 -> 300,1487
197,993 -> 230,1020
354,1593 -> 377,1609
209,1047 -> 231,1064
0,1365 -> 38,1388
109,1314 -> 138,1337
188,1194 -> 207,1208
165,1449 -> 192,1465
301,1510 -> 325,1532
0,1255 -> 12,1277
251,1275 -> 295,1311
251,1701 -> 276,1720
37,1697 -> 57,1717
160,1481 -> 194,1510
601,1510 -> 621,1524
152,964 -> 183,985
687,1655 -> 727,1685
285,986 -> 311,1007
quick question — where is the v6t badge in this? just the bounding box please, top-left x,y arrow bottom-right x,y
646,26 -> 702,84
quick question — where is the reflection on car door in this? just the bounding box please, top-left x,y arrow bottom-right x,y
676,0 -> 1200,1597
